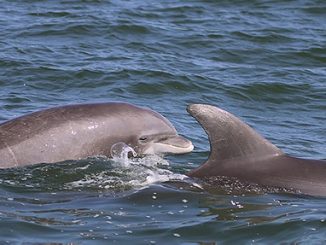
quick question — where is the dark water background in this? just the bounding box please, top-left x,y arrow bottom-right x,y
0,0 -> 325,244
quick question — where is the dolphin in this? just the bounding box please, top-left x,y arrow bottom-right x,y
0,102 -> 194,168
187,104 -> 326,196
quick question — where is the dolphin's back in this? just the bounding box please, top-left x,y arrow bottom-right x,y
187,104 -> 326,196
0,103 -> 140,168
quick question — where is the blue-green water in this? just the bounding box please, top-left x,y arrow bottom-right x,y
0,0 -> 325,244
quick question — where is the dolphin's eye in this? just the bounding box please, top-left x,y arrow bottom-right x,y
139,136 -> 148,142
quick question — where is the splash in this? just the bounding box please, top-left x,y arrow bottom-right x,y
65,144 -> 189,192
0,143 -> 193,193
110,142 -> 137,167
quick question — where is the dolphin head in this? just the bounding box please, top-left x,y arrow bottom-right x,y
124,105 -> 194,156
134,110 -> 193,156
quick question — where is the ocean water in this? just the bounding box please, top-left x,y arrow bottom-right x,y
0,0 -> 325,244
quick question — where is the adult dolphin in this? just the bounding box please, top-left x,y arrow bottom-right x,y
187,104 -> 326,196
0,102 -> 194,168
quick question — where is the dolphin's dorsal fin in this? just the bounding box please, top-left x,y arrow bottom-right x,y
187,104 -> 283,164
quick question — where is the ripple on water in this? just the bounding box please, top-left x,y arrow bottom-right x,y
0,154 -> 191,194
0,0 -> 326,243
225,81 -> 321,104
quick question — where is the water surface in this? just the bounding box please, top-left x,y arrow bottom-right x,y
0,0 -> 325,244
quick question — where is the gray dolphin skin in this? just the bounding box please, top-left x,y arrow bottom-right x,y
0,102 -> 194,168
187,104 -> 326,196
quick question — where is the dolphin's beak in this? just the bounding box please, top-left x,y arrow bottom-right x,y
145,135 -> 194,155
159,135 -> 194,154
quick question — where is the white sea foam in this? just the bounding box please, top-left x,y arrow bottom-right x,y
66,144 -> 189,191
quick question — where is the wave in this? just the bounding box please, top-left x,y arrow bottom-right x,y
225,81 -> 322,104
0,154 -> 190,194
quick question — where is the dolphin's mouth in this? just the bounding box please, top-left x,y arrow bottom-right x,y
159,135 -> 194,154
144,135 -> 194,155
